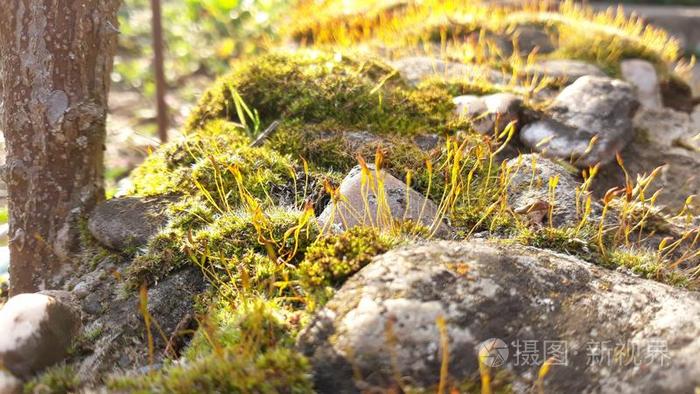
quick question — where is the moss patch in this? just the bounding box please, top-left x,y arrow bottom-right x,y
185,50 -> 456,137
299,226 -> 396,289
108,300 -> 313,394
24,364 -> 80,394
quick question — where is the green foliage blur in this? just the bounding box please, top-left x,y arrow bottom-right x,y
115,0 -> 288,95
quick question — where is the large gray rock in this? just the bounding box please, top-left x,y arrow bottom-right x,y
299,241 -> 700,394
505,154 -> 580,227
88,197 -> 171,251
317,165 -> 447,235
523,59 -> 606,84
620,59 -> 662,109
453,93 -> 522,135
0,291 -> 81,379
391,56 -> 504,86
520,76 -> 639,168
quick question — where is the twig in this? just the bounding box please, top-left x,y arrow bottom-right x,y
250,120 -> 281,147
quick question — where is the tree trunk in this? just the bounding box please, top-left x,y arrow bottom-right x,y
151,0 -> 169,143
0,0 -> 122,294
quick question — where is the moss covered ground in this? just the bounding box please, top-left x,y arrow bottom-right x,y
62,1 -> 700,392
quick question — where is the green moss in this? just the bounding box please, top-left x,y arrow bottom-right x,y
126,228 -> 189,288
299,226 -> 396,290
185,299 -> 295,358
604,248 -> 667,281
419,77 -> 508,98
166,196 -> 217,231
209,251 -> 289,299
109,300 -> 313,394
130,129 -> 295,211
24,364 -> 80,394
518,227 -> 596,260
127,207 -> 318,288
190,208 -> 319,265
598,246 -> 688,287
68,326 -> 105,358
266,119 -> 441,191
266,119 -> 358,172
130,119 -> 251,197
189,146 -> 296,209
186,50 -> 455,138
110,347 -> 311,394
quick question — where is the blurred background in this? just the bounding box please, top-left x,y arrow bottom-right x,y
0,0 -> 698,284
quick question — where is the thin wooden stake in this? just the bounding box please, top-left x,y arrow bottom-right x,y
151,0 -> 168,143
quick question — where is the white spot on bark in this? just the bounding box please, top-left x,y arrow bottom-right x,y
10,227 -> 25,251
46,90 -> 68,126
76,135 -> 88,148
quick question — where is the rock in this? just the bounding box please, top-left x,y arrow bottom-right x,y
333,129 -> 388,158
593,107 -> 700,213
74,267 -> 206,383
473,26 -> 554,58
620,59 -> 662,109
391,56 -> 504,86
505,154 -> 579,227
659,76 -> 695,113
453,95 -> 487,126
511,24 -> 555,55
520,76 -> 639,168
316,165 -> 447,235
0,370 -> 22,394
523,59 -> 606,84
0,291 -> 81,379
299,240 -> 700,394
453,93 -> 522,135
71,281 -> 90,299
413,134 -> 441,151
88,197 -> 171,251
81,292 -> 103,315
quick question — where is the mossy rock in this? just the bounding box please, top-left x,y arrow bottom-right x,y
94,3 -> 700,391
186,50 -> 456,137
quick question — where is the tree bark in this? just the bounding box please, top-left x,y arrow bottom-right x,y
0,0 -> 122,294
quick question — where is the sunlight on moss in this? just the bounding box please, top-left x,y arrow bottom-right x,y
185,50 -> 457,137
299,226 -> 396,290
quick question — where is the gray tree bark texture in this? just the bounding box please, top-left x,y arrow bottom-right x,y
0,0 -> 122,294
